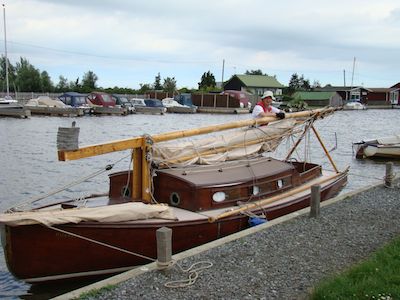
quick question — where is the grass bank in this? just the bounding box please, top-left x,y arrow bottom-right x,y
310,236 -> 400,299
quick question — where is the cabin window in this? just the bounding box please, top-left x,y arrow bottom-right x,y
121,185 -> 130,197
212,192 -> 226,202
169,192 -> 181,206
252,186 -> 260,195
277,179 -> 283,189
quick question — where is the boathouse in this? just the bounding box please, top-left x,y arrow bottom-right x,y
291,91 -> 343,107
223,74 -> 284,97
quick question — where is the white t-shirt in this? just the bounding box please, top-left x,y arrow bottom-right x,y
252,104 -> 280,118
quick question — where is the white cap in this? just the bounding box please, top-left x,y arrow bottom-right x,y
261,91 -> 275,100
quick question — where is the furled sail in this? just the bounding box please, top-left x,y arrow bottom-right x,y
0,202 -> 176,226
152,118 -> 299,166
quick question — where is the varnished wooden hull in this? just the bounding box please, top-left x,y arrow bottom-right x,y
1,172 -> 347,283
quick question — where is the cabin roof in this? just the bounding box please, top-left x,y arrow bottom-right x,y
229,75 -> 284,88
292,91 -> 337,100
156,158 -> 294,187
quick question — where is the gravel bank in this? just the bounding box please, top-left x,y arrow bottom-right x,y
83,182 -> 400,300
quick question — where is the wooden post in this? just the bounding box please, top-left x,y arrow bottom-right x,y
310,185 -> 321,218
201,93 -> 204,107
385,162 -> 394,188
156,227 -> 172,268
213,94 -> 216,108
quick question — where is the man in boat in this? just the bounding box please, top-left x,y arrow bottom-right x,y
252,91 -> 285,119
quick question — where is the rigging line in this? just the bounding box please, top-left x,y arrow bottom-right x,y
8,153 -> 132,212
47,225 -> 156,262
6,39 -> 219,65
123,150 -> 134,198
347,171 -> 386,181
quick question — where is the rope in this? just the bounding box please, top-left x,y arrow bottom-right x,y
47,225 -> 156,262
8,153 -> 132,212
164,260 -> 214,288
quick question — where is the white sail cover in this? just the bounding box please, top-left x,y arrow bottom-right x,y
153,119 -> 298,166
0,202 -> 176,226
376,134 -> 400,145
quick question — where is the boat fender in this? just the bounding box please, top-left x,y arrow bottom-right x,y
248,217 -> 267,227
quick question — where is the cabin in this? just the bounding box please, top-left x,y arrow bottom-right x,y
87,92 -> 116,107
366,88 -> 392,105
223,75 -> 284,99
58,92 -> 88,107
316,86 -> 371,104
389,83 -> 400,105
291,91 -> 343,107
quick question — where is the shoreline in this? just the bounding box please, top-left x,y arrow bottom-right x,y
53,179 -> 400,299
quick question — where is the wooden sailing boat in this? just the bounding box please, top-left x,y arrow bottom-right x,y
0,108 -> 348,283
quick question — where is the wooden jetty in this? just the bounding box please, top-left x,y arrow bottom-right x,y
92,106 -> 128,116
24,106 -> 85,117
197,107 -> 250,114
166,106 -> 197,114
0,108 -> 31,118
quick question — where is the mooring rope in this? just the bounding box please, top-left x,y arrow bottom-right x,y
48,224 -> 213,288
47,225 -> 156,262
163,260 -> 214,288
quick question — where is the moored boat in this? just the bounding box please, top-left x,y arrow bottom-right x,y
354,135 -> 400,159
343,101 -> 366,110
0,108 -> 348,283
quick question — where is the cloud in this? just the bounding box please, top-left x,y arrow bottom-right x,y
4,0 -> 400,88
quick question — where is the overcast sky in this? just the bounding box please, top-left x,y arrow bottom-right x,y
4,0 -> 400,89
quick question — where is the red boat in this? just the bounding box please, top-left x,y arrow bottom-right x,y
0,109 -> 348,283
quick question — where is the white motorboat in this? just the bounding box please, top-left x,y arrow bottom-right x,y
162,97 -> 197,113
343,101 -> 366,110
354,135 -> 400,159
0,96 -> 22,109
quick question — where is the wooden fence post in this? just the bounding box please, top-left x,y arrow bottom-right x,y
156,227 -> 172,268
385,162 -> 394,188
310,185 -> 321,218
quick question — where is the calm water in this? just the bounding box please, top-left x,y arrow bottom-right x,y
0,110 -> 399,299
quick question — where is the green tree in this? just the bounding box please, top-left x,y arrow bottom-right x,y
198,71 -> 216,90
288,73 -> 312,94
138,83 -> 152,94
55,75 -> 69,92
312,80 -> 321,89
40,71 -> 54,92
153,72 -> 162,90
0,55 -> 16,92
81,71 -> 98,92
245,69 -> 265,75
15,57 -> 41,92
163,77 -> 177,93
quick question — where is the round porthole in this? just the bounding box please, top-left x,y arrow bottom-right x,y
121,185 -> 131,197
212,191 -> 226,202
169,192 -> 181,206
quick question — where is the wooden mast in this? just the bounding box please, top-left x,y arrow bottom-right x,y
58,108 -> 333,161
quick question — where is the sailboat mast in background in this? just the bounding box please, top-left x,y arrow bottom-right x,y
3,4 -> 9,96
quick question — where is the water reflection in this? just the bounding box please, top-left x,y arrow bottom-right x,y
0,110 -> 399,298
